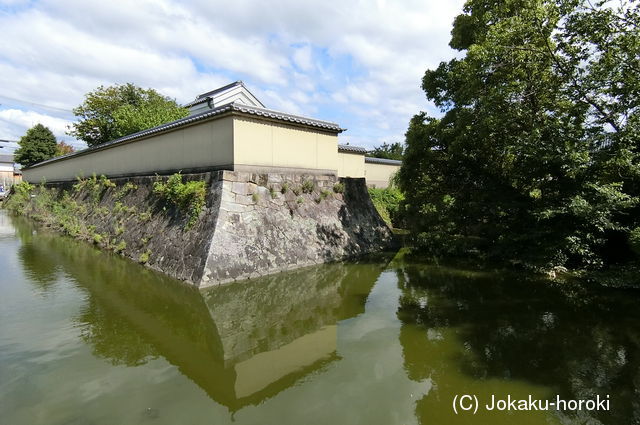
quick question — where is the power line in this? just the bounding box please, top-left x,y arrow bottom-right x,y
0,94 -> 74,113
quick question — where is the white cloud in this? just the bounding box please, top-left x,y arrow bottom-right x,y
0,109 -> 87,149
293,45 -> 313,71
0,109 -> 70,138
0,0 -> 465,149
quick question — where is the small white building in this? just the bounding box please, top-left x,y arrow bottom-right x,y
0,150 -> 21,188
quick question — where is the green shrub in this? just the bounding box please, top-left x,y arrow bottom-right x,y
281,182 -> 289,194
292,186 -> 301,196
320,189 -> 331,200
269,185 -> 277,199
153,173 -> 206,228
369,187 -> 405,228
4,181 -> 35,213
333,182 -> 345,194
297,197 -> 304,204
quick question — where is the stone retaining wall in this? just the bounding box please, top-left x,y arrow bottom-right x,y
12,170 -> 394,287
201,171 -> 393,286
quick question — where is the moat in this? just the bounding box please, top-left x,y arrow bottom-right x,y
1,211 -> 638,424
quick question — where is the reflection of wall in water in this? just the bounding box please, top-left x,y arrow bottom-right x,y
201,263 -> 384,399
204,266 -> 349,364
12,216 -> 388,411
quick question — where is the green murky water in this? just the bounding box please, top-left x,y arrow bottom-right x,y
1,210 -> 639,425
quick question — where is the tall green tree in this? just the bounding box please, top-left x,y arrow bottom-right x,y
14,124 -> 58,167
399,0 -> 640,270
68,83 -> 189,147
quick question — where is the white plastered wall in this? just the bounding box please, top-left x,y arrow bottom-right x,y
23,117 -> 234,182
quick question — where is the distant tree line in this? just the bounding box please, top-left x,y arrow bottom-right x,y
368,142 -> 404,160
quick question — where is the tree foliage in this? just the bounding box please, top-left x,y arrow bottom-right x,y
14,124 -> 57,167
369,187 -> 405,228
68,83 -> 189,147
368,142 -> 405,160
399,0 -> 640,270
55,141 -> 75,157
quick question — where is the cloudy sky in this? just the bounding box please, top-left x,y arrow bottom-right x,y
0,0 -> 464,152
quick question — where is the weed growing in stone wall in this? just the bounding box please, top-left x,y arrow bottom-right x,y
74,174 -> 115,205
138,210 -> 152,222
114,240 -> 127,253
281,182 -> 289,194
269,185 -> 277,199
138,249 -> 151,264
301,180 -> 315,194
114,223 -> 125,236
313,189 -> 331,204
95,206 -> 109,217
115,182 -> 138,200
292,186 -> 301,196
153,173 -> 206,229
3,178 -> 163,269
333,182 -> 345,194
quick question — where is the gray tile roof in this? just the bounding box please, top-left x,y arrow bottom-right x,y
232,103 -> 344,131
338,144 -> 367,154
27,102 -> 345,169
364,156 -> 402,165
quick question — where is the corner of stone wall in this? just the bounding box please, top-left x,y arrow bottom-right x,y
199,171 -> 394,287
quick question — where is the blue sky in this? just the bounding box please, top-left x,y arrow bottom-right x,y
0,0 -> 465,152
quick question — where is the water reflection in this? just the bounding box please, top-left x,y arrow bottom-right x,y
12,211 -> 640,424
12,215 -> 389,412
396,262 -> 640,425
